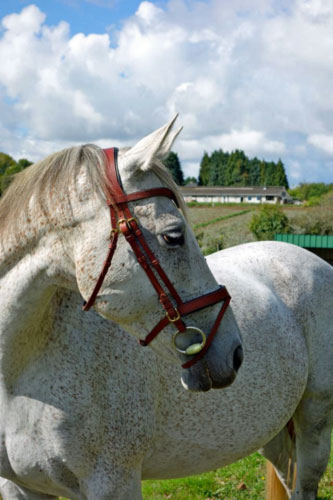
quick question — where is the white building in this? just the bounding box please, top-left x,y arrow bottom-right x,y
180,186 -> 292,204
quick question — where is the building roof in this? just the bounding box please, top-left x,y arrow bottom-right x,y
274,234 -> 333,249
180,186 -> 290,198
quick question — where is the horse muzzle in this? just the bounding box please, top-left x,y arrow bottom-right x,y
181,340 -> 243,392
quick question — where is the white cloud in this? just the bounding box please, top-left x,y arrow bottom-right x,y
217,130 -> 285,156
308,134 -> 333,155
297,0 -> 333,22
0,1 -> 332,184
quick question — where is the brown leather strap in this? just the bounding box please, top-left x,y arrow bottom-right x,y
104,148 -> 124,200
179,286 -> 229,316
82,210 -> 118,311
114,188 -> 179,207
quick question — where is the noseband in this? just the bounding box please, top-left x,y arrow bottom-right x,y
82,148 -> 231,369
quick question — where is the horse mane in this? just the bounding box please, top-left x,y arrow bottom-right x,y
0,143 -> 187,244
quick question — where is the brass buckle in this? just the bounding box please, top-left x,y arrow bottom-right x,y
166,308 -> 181,323
118,217 -> 137,230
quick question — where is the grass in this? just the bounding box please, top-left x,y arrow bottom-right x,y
141,434 -> 333,499
193,209 -> 252,230
142,453 -> 267,500
189,204 -> 257,249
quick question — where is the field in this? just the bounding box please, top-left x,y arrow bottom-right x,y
187,203 -> 313,250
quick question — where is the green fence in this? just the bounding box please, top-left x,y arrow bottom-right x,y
274,233 -> 333,249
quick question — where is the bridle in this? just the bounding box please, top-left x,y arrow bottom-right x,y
82,148 -> 231,369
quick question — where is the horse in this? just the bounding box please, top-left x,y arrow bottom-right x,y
0,239 -> 332,500
0,116 -> 245,499
0,119 -> 332,500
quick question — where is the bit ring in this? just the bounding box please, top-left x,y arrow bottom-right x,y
172,326 -> 206,356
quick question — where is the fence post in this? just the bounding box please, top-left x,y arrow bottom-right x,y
266,461 -> 289,500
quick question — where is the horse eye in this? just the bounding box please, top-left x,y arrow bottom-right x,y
161,233 -> 185,247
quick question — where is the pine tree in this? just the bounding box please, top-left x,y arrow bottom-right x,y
162,152 -> 184,185
274,159 -> 289,188
198,152 -> 210,185
197,149 -> 289,188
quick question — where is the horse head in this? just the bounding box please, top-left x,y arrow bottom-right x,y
70,116 -> 243,391
0,116 -> 242,392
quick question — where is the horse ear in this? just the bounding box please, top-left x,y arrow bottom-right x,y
122,115 -> 183,173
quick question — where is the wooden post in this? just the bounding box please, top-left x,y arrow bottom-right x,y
266,461 -> 289,500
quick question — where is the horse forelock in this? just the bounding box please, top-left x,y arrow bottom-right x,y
0,144 -> 187,249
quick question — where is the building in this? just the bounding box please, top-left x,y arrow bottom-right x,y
180,186 -> 292,204
274,234 -> 333,266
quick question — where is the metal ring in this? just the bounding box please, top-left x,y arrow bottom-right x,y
172,326 -> 206,356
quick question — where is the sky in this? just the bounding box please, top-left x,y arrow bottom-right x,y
0,0 -> 333,186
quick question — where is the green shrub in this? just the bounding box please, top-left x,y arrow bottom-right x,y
291,191 -> 333,235
196,231 -> 224,255
249,205 -> 290,240
288,183 -> 333,203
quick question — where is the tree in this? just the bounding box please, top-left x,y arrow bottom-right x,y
274,159 -> 289,188
184,176 -> 197,185
288,183 -> 333,205
0,153 -> 33,195
0,163 -> 22,193
198,151 -> 210,185
17,158 -> 33,170
162,152 -> 184,185
249,205 -> 290,240
0,153 -> 16,175
248,157 -> 261,185
197,149 -> 289,188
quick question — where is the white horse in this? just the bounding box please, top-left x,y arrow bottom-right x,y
0,119 -> 332,500
1,242 -> 332,500
0,117 -> 244,499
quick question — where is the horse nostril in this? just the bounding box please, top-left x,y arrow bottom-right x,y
233,345 -> 243,372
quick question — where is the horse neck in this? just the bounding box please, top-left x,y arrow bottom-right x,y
0,221 -> 76,390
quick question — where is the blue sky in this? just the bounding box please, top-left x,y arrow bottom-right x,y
0,0 -> 333,185
0,1 -> 157,35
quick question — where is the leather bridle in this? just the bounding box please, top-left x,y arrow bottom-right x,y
82,147 -> 231,369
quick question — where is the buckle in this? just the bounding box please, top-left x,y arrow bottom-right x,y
166,308 -> 181,323
118,217 -> 137,230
